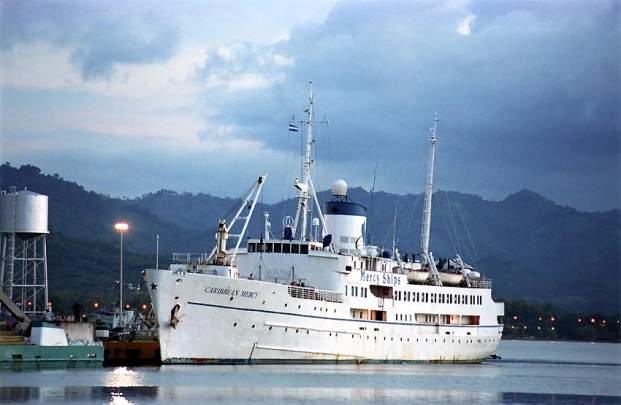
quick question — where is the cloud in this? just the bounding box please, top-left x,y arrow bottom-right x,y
0,0 -> 619,211
70,24 -> 179,81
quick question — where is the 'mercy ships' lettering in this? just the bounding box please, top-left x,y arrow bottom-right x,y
360,270 -> 402,286
204,286 -> 258,298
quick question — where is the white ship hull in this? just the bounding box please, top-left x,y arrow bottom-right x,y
146,261 -> 503,364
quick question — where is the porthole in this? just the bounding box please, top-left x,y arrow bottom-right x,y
233,323 -> 237,327
306,331 -> 309,334
285,303 -> 288,307
285,328 -> 288,332
296,329 -> 299,333
269,326 -> 272,330
252,325 -> 255,328
298,305 -> 301,309
262,300 -> 266,304
229,297 -> 233,301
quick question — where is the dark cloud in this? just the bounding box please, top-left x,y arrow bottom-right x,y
1,0 -> 618,211
70,23 -> 178,80
201,0 -> 620,210
1,1 -> 179,80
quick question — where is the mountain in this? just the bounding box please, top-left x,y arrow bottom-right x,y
1,163 -> 619,315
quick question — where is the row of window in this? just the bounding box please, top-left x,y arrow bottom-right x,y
393,290 -> 483,306
247,242 -> 310,254
346,286 -> 369,298
345,285 -> 483,306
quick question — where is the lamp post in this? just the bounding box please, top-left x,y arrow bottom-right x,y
114,222 -> 129,328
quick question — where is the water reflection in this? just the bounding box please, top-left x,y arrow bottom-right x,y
104,367 -> 141,387
0,386 -> 160,404
2,386 -> 619,404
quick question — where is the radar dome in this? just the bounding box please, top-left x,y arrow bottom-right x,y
331,179 -> 348,196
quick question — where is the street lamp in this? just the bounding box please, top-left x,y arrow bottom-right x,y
115,222 -> 129,328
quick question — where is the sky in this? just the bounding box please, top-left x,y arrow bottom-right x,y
1,0 -> 619,212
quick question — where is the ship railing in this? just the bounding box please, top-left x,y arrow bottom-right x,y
288,285 -> 344,303
470,278 -> 492,289
171,253 -> 210,265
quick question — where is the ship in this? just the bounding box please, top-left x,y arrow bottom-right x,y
144,84 -> 505,364
0,290 -> 103,370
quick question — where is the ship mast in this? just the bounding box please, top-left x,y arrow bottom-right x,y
421,112 -> 438,260
291,82 -> 328,241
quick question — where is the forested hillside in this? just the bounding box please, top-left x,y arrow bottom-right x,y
1,163 -> 619,315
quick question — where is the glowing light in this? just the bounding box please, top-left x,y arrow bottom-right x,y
114,223 -> 129,232
141,304 -> 148,310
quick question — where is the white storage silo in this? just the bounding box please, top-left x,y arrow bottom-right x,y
0,187 -> 49,317
0,188 -> 49,235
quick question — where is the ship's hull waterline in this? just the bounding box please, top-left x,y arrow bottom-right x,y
146,268 -> 503,365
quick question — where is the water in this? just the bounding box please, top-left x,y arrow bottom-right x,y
1,340 -> 619,404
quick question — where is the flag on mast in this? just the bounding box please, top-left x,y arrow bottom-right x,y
288,124 -> 299,132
